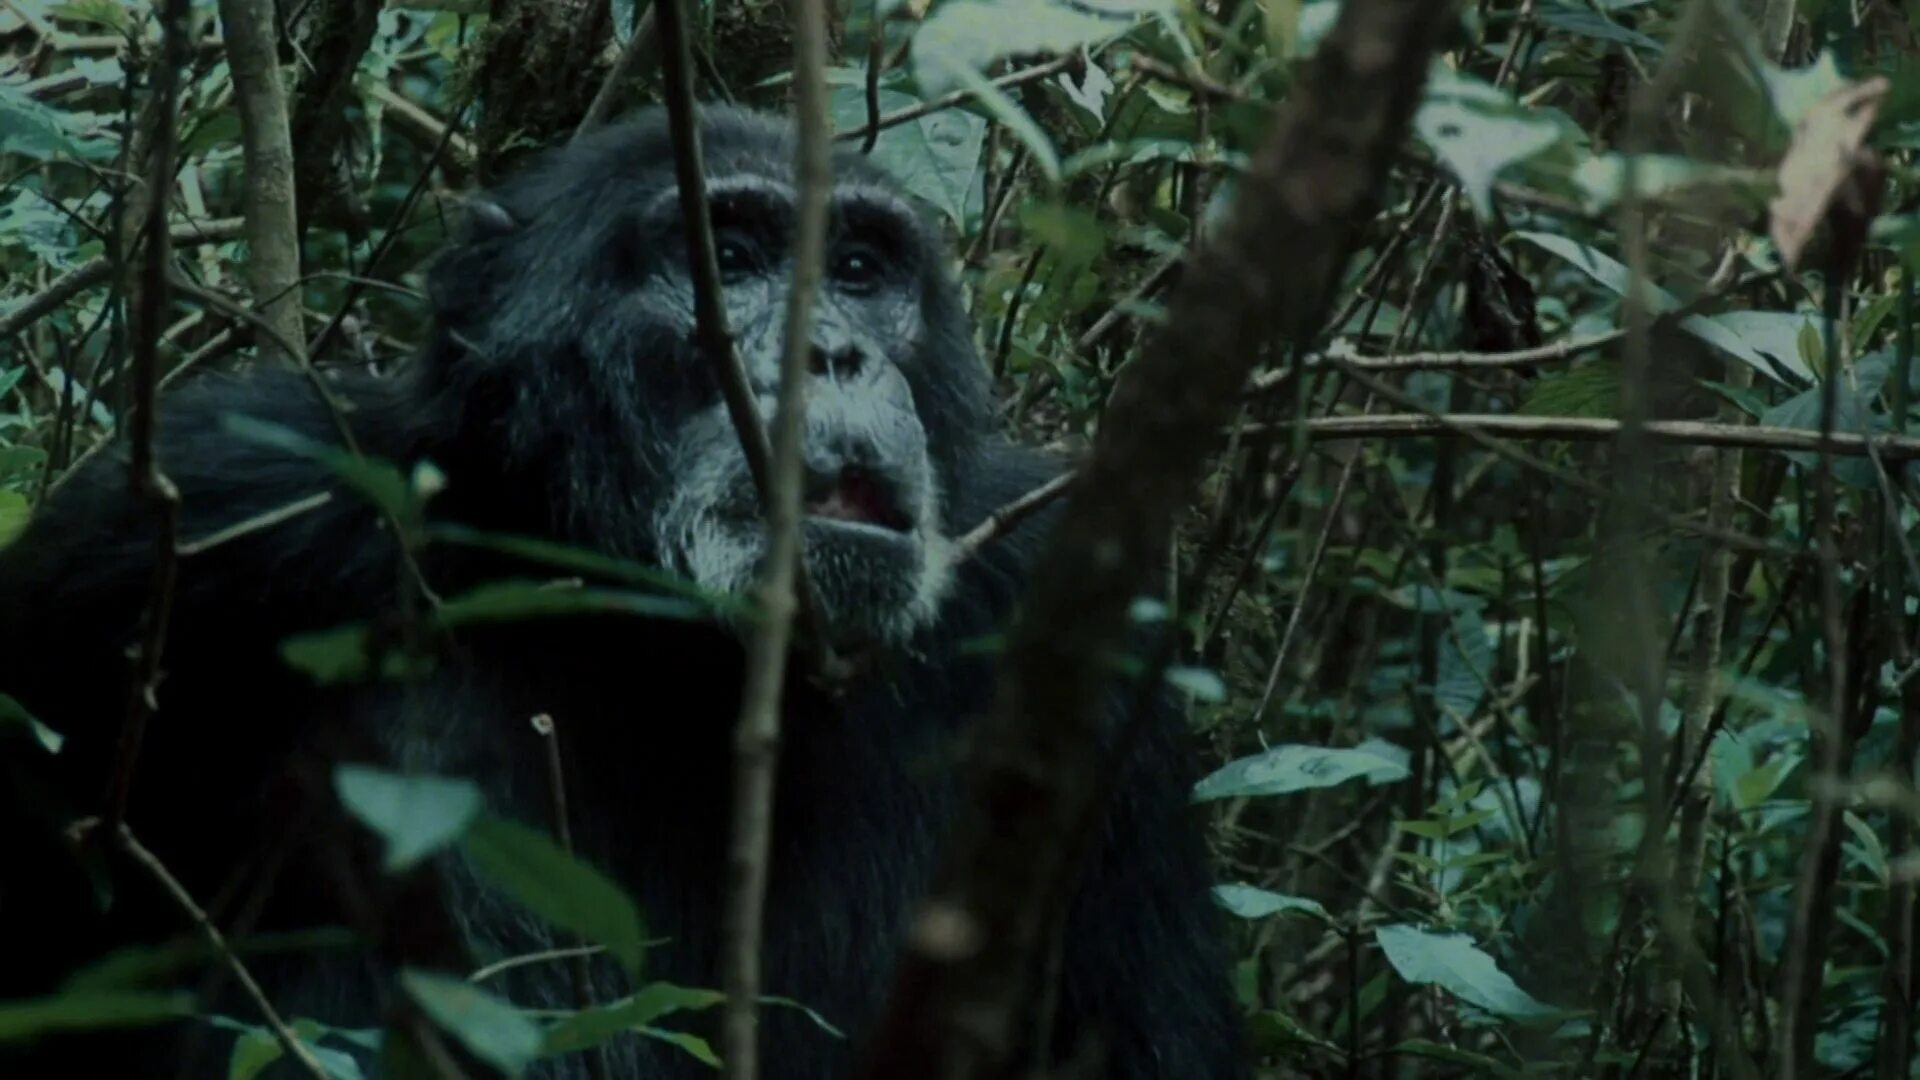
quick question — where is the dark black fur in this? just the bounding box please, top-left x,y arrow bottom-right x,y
0,108 -> 1244,1077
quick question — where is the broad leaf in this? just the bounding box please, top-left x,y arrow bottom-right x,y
911,0 -> 1168,96
0,691 -> 61,753
333,767 -> 483,873
1213,884 -> 1331,922
462,815 -> 648,975
1374,924 -> 1561,1021
400,970 -> 543,1076
1515,232 -> 1786,382
540,984 -> 725,1056
1193,740 -> 1410,802
829,87 -> 986,229
0,991 -> 190,1041
1416,68 -> 1563,220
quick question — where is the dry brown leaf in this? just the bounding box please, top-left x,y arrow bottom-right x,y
1768,75 -> 1891,273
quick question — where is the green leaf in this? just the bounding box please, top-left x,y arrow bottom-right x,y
333,766 -> 483,873
1164,665 -> 1228,703
540,983 -> 725,1056
1842,811 -> 1889,885
280,579 -> 714,685
911,0 -> 1168,96
828,87 -> 986,229
46,0 -> 132,33
933,62 -> 1061,180
1567,154 -> 1771,217
1192,740 -> 1410,801
0,85 -> 111,161
0,691 -> 61,753
435,581 -> 709,629
1374,924 -> 1562,1021
1729,755 -> 1794,811
221,1017 -> 366,1080
0,443 -> 47,484
637,1027 -> 721,1066
1758,356 -> 1888,487
1213,883 -> 1331,922
61,930 -> 359,993
1415,68 -> 1565,220
220,415 -> 414,524
461,815 -> 648,975
1705,311 -> 1825,384
425,524 -> 741,612
1518,362 -> 1622,419
1389,1038 -> 1525,1078
0,489 -> 28,547
0,990 -> 191,1041
400,970 -> 543,1076
1535,8 -> 1660,51
280,626 -> 383,686
1515,231 -> 1792,383
1434,610 -> 1493,723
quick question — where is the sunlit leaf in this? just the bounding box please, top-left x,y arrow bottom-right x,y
1415,68 -> 1564,220
911,0 -> 1169,96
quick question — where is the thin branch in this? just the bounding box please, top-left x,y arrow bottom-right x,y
107,823 -> 329,1078
952,472 -> 1075,563
1246,329 -> 1628,384
718,2 -> 830,1077
651,0 -> 840,679
574,2 -> 660,140
176,492 -> 334,555
1268,412 -> 1920,459
0,219 -> 244,342
468,944 -> 609,985
653,0 -> 773,501
832,55 -> 1078,144
530,713 -> 608,1080
103,0 -> 192,839
369,81 -> 478,168
860,0 -> 885,154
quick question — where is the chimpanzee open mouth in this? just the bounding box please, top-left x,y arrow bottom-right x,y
804,464 -> 913,534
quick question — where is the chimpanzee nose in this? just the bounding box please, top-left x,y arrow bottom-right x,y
808,343 -> 865,381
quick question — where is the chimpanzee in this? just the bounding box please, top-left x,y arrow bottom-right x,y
0,106 -> 1244,1077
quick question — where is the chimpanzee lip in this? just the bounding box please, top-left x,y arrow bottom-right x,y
804,465 -> 913,533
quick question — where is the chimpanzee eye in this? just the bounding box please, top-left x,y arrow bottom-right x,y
715,236 -> 757,281
832,246 -> 886,294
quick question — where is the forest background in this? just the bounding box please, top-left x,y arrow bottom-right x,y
4,0 -> 1920,1076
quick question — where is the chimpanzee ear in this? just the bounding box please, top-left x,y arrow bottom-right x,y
428,199 -> 518,322
459,197 -> 518,241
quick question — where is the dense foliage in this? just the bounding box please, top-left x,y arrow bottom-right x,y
4,0 -> 1920,1075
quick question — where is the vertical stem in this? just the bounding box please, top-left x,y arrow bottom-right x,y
719,1 -> 831,1076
